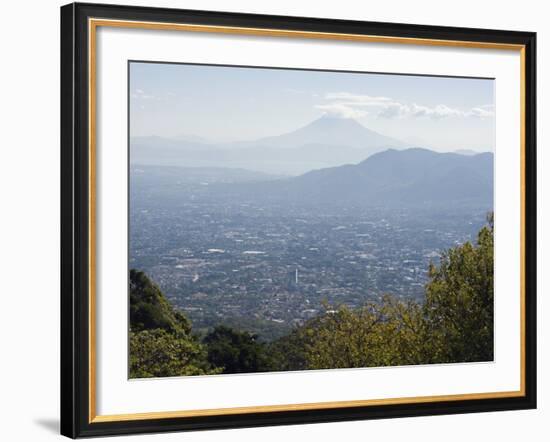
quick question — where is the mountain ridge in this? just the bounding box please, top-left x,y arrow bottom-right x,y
237,115 -> 405,150
214,147 -> 494,208
131,116 -> 409,175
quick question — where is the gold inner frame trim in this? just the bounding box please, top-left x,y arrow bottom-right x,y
91,390 -> 524,423
90,18 -> 525,50
88,17 -> 527,424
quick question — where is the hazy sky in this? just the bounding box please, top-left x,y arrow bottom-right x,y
130,61 -> 495,152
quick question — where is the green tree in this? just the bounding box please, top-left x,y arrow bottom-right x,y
203,326 -> 274,374
129,329 -> 218,378
130,269 -> 191,335
297,296 -> 425,370
129,270 -> 217,378
423,213 -> 494,363
268,328 -> 309,372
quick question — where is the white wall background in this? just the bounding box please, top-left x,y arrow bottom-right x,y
0,0 -> 546,440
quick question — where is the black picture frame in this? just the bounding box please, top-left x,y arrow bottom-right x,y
61,2 -> 537,438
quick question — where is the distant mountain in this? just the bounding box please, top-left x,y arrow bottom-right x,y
132,135 -> 197,149
239,115 -> 404,150
172,134 -> 215,144
454,149 -> 489,156
220,148 -> 494,208
130,116 -> 407,175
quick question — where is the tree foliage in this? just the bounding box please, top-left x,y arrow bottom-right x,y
203,326 -> 275,374
129,269 -> 217,378
129,329 -> 217,378
130,269 -> 191,335
423,213 -> 494,363
270,296 -> 425,371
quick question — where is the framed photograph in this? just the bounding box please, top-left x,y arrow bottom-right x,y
60,2 -> 536,438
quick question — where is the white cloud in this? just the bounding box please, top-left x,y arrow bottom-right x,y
468,104 -> 495,118
131,89 -> 158,100
315,92 -> 494,120
315,103 -> 369,119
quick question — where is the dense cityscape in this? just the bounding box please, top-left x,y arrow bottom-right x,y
130,185 -> 488,340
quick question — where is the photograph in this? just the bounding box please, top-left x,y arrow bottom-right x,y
0,0 -> 544,439
128,62 -> 496,379
54,1 -> 537,438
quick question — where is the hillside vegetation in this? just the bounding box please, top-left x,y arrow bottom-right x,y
129,215 -> 494,378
